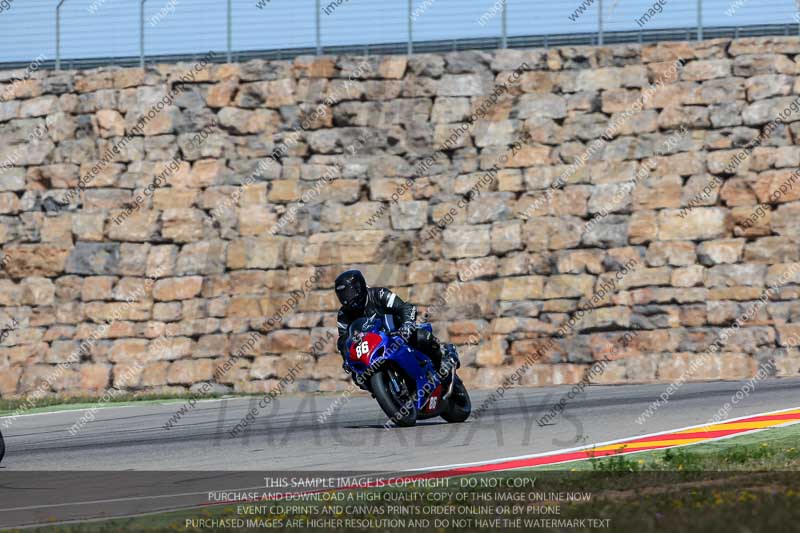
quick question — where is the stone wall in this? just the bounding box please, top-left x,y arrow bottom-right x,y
1,36 -> 800,399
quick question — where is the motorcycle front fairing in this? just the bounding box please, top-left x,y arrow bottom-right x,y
345,319 -> 442,412
379,336 -> 441,412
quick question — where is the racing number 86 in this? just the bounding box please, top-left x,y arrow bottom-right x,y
355,340 -> 370,357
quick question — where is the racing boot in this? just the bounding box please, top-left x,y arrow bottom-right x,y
444,343 -> 460,369
436,343 -> 459,388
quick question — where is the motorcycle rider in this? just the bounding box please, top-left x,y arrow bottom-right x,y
334,270 -> 457,387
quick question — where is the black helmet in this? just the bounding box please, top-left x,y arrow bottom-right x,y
335,270 -> 368,311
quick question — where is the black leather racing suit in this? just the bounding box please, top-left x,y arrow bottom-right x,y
336,287 -> 443,370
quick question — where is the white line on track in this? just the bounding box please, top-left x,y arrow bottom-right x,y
411,405 -> 800,472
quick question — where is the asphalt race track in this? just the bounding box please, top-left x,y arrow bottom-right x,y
1,378 -> 799,527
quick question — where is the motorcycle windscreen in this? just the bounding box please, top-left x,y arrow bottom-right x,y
348,332 -> 383,366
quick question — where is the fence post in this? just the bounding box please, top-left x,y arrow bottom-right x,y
795,0 -> 799,36
56,0 -> 67,71
697,0 -> 703,40
227,0 -> 232,63
408,0 -> 413,55
501,0 -> 508,48
316,0 -> 322,55
598,0 -> 604,45
140,0 -> 147,68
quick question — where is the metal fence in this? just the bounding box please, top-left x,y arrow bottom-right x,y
0,0 -> 798,71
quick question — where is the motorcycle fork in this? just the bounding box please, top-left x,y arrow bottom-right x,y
388,370 -> 402,395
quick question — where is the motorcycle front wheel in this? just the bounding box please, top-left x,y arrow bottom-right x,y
371,368 -> 417,427
0,428 -> 5,464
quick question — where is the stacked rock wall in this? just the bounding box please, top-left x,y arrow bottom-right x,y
1,36 -> 799,398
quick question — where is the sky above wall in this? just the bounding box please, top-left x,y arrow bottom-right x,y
0,0 -> 797,64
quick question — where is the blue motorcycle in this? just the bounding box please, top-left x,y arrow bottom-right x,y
345,316 -> 471,427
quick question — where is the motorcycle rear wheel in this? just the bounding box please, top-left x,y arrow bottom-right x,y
371,368 -> 417,427
0,428 -> 5,464
441,376 -> 471,423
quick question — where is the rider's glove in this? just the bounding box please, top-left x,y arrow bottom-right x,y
398,321 -> 415,340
